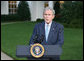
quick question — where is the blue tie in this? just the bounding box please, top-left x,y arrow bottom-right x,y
45,24 -> 49,41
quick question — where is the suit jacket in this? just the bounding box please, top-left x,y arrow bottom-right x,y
29,21 -> 64,47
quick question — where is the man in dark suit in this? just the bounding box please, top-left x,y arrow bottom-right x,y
29,7 -> 64,60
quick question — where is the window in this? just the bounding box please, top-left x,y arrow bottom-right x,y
9,1 -> 17,14
44,2 -> 49,8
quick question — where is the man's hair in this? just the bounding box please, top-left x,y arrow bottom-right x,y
43,7 -> 55,15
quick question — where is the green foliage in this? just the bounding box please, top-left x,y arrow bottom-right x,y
36,18 -> 44,23
61,1 -> 83,22
59,1 -> 83,28
53,1 -> 61,22
1,14 -> 21,22
17,1 -> 31,21
53,1 -> 60,15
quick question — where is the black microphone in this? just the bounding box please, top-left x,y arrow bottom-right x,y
33,34 -> 44,44
33,34 -> 39,43
39,35 -> 44,44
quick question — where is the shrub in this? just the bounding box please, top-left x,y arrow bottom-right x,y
1,14 -> 21,22
53,1 -> 60,15
60,1 -> 83,25
36,18 -> 44,22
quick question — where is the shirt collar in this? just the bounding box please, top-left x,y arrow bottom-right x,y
45,21 -> 52,27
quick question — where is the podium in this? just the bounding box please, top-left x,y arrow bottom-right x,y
16,45 -> 62,60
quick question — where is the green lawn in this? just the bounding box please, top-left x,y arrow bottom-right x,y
1,21 -> 83,60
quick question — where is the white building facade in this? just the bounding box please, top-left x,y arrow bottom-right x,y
1,1 -> 54,21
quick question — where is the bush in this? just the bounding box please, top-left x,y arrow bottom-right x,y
36,18 -> 44,22
61,22 -> 83,28
53,15 -> 63,23
1,14 -> 21,22
53,1 -> 60,15
60,1 -> 83,25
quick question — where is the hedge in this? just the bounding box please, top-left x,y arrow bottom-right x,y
1,14 -> 26,22
36,18 -> 83,28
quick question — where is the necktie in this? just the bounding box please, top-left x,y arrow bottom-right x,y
45,24 -> 49,41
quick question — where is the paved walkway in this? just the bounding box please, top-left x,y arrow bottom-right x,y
1,22 -> 22,25
1,51 -> 14,60
1,21 -> 28,25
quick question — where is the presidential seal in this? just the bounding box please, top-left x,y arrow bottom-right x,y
30,43 -> 45,58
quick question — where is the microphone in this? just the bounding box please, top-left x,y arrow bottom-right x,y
39,35 -> 44,44
33,34 -> 44,44
33,34 -> 39,43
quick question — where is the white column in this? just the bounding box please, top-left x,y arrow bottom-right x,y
1,1 -> 9,15
48,1 -> 53,9
30,1 -> 44,21
17,1 -> 20,7
27,1 -> 32,9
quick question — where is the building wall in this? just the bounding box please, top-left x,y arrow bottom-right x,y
1,1 -> 53,21
1,1 -> 8,15
49,1 -> 53,8
30,1 -> 44,21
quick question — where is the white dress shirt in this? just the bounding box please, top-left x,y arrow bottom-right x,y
45,21 -> 52,41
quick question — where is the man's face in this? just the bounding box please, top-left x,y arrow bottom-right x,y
43,10 -> 55,24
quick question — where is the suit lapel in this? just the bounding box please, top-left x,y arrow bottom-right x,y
41,21 -> 46,42
47,21 -> 56,42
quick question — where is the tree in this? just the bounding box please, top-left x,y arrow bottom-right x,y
61,1 -> 83,24
53,1 -> 60,15
17,1 -> 31,21
60,1 -> 73,23
53,1 -> 61,22
60,1 -> 83,28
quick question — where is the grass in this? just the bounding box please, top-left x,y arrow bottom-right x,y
61,28 -> 83,60
1,21 -> 83,60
